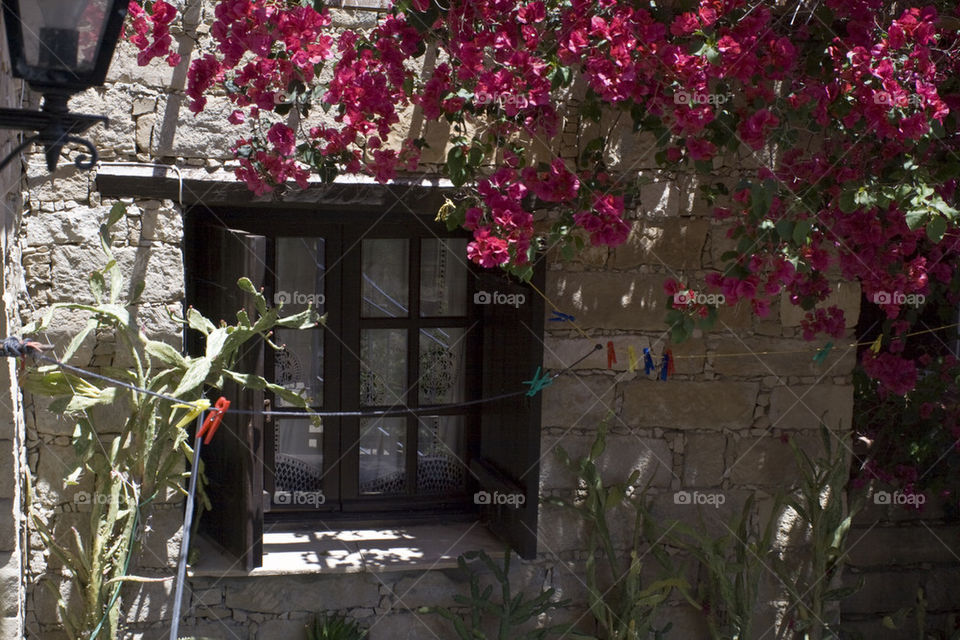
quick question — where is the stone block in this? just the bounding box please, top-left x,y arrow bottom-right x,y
541,433 -> 673,491
779,281 -> 861,328
0,616 -> 23,640
159,620 -> 247,640
137,510 -> 182,570
0,442 -> 12,500
768,383 -> 853,431
224,574 -> 380,613
611,218 -> 709,270
23,168 -> 91,206
0,553 -> 20,617
106,41 -> 178,88
368,611 -> 456,640
683,433 -> 727,486
69,86 -> 137,159
646,489 -> 751,540
711,336 -> 856,378
50,244 -> 184,306
621,380 -> 758,429
121,580 -> 175,624
537,500 -> 587,554
727,434 -> 822,486
639,181 -> 681,218
138,207 -> 184,244
841,570 -> 921,614
546,272 -> 669,331
541,374 -> 617,428
846,525 -> 960,567
151,95 -> 245,159
256,618 -> 312,639
385,569 -> 470,611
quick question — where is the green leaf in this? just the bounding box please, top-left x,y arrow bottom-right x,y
838,190 -> 857,213
107,202 -> 126,227
144,340 -> 187,369
187,308 -> 216,336
89,272 -> 105,304
774,219 -> 794,241
793,219 -> 813,246
447,146 -> 467,188
926,215 -> 947,243
905,209 -> 927,230
275,308 -> 322,329
172,357 -> 212,397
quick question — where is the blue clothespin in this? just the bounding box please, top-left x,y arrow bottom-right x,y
522,367 -> 553,397
812,341 -> 833,365
643,347 -> 655,375
549,310 -> 576,322
660,351 -> 672,381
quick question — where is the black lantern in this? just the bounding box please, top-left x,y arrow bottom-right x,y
0,0 -> 128,171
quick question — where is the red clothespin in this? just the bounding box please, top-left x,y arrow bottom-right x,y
666,348 -> 675,378
197,397 -> 231,444
607,341 -> 617,369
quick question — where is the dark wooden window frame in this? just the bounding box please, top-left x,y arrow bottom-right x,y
185,203 -> 546,565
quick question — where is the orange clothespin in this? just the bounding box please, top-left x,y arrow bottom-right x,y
197,397 -> 231,444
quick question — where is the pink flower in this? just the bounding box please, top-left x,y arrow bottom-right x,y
266,123 -> 296,156
467,227 -> 511,268
687,137 -> 716,161
670,12 -> 700,36
227,109 -> 245,125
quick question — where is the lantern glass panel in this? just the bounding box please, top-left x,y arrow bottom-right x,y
18,0 -> 110,73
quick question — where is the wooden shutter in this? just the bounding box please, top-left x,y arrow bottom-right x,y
470,266 -> 545,560
188,224 -> 266,570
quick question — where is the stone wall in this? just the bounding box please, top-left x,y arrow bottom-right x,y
6,3 -> 956,640
0,7 -> 27,640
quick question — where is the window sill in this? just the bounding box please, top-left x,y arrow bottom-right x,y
187,521 -> 503,577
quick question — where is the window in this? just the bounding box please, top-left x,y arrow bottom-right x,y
185,204 -> 545,568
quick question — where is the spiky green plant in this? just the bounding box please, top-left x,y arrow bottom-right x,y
549,419 -> 684,640
423,548 -> 571,640
306,612 -> 367,640
21,203 -> 321,639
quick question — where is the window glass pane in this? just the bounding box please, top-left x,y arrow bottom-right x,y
420,238 -> 468,317
273,419 -> 324,498
359,417 -> 406,495
360,329 -> 407,406
418,328 -> 466,405
417,415 -> 466,496
274,329 -> 322,406
362,239 -> 409,317
276,237 -> 326,314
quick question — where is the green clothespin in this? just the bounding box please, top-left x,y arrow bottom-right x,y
813,341 -> 833,365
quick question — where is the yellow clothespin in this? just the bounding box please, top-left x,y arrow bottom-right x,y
173,399 -> 211,429
869,335 -> 883,354
627,345 -> 639,372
